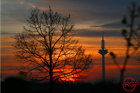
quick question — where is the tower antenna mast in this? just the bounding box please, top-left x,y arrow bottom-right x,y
98,32 -> 108,82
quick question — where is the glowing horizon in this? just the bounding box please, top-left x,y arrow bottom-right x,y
1,33 -> 140,81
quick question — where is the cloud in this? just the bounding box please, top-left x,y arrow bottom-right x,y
91,21 -> 124,28
74,29 -> 122,37
2,0 -> 140,36
28,3 -> 36,8
1,31 -> 17,35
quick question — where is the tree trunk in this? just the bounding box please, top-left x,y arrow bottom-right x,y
49,47 -> 53,93
120,70 -> 124,83
49,58 -> 53,93
119,69 -> 125,92
50,70 -> 53,93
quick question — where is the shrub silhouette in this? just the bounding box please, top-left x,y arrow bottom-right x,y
1,77 -> 140,93
2,77 -> 29,93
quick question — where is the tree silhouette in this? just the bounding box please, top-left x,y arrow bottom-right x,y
13,7 -> 92,93
110,2 -> 140,83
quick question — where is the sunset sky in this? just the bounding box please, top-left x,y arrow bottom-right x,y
1,0 -> 140,82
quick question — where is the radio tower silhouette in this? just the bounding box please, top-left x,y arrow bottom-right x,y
98,33 -> 108,82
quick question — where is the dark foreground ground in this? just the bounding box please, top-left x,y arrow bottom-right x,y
1,77 -> 140,93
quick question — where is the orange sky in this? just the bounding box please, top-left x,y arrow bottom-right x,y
1,34 -> 140,82
1,0 -> 140,82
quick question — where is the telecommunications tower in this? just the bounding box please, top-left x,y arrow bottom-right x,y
98,33 -> 108,82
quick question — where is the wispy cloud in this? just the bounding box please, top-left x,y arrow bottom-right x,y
91,21 -> 124,28
75,29 -> 122,37
28,3 -> 36,8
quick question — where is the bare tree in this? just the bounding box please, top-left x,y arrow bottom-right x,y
110,2 -> 140,83
13,7 -> 92,93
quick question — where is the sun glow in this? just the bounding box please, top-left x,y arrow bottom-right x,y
60,75 -> 76,82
